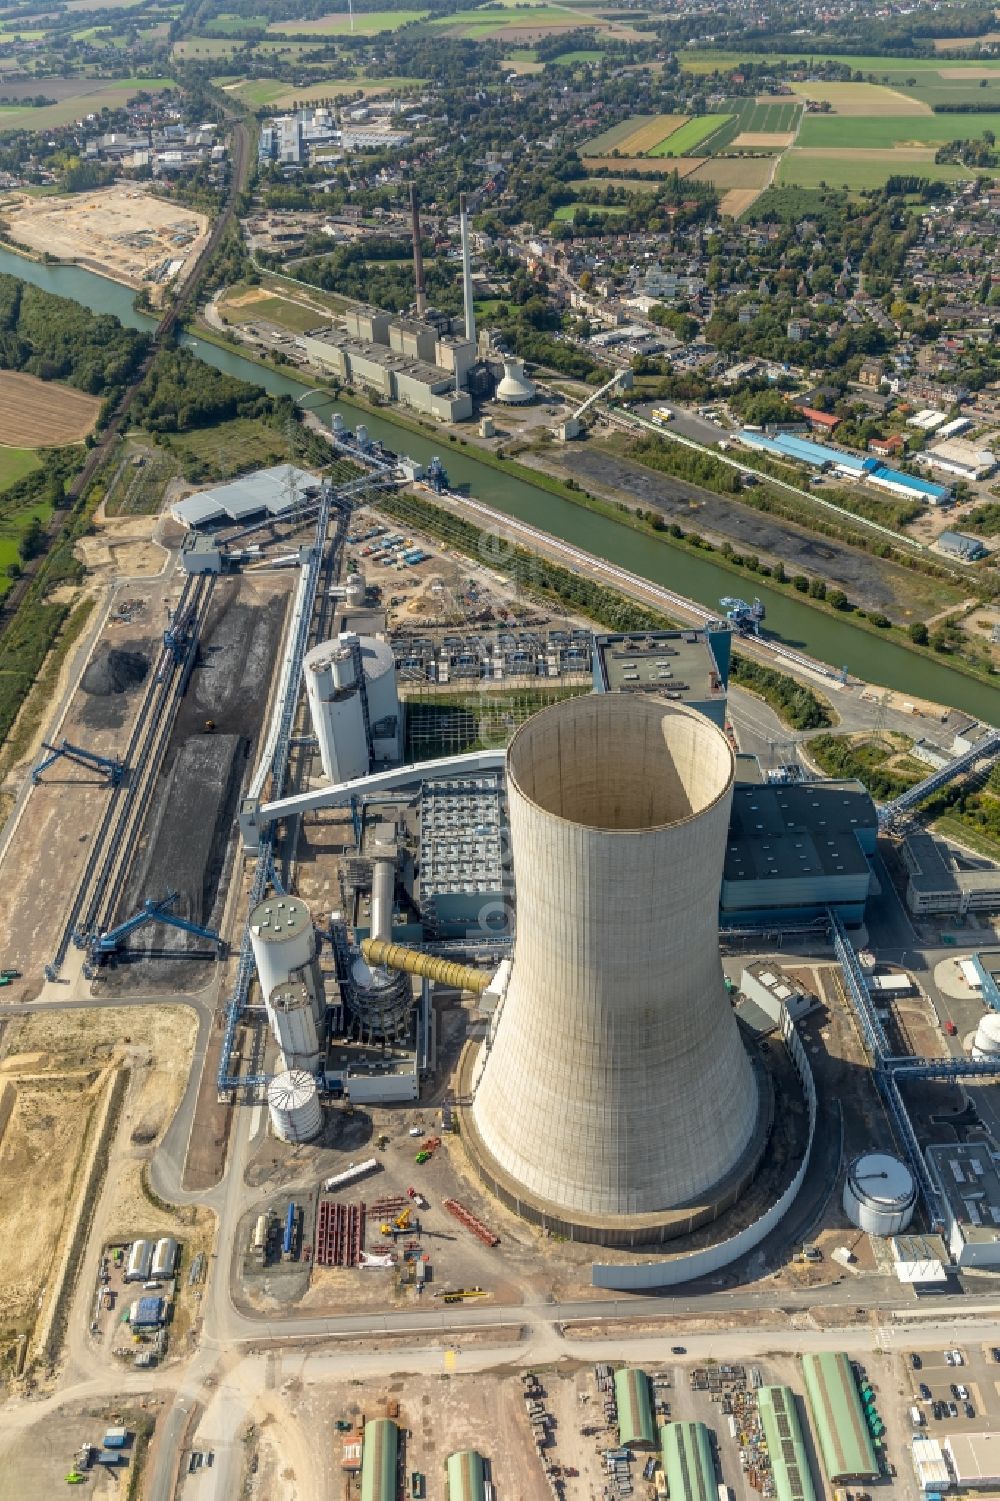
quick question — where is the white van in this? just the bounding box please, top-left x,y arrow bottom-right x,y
911,1406 -> 925,1427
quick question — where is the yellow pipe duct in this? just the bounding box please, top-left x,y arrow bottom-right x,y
360,938 -> 491,995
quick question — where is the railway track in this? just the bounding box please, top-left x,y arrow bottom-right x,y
52,573 -> 215,969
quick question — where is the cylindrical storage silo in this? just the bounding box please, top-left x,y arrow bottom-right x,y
249,896 -> 315,1003
843,1151 -> 916,1235
972,1012 -> 1000,1060
346,572 -> 366,608
355,423 -> 369,449
469,696 -> 761,1242
331,412 -> 346,437
357,636 -> 400,762
303,639 -> 368,783
269,980 -> 322,1073
267,1069 -> 322,1143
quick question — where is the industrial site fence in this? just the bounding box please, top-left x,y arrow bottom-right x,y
590,1005 -> 817,1289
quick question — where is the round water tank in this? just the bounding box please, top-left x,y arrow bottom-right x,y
267,1069 -> 322,1143
843,1151 -> 916,1236
268,980 -> 322,1072
331,412 -> 346,436
355,423 -> 369,449
973,1012 -> 1000,1059
496,357 -> 535,405
249,897 -> 314,1002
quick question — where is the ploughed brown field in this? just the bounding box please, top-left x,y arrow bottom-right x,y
0,370 -> 102,446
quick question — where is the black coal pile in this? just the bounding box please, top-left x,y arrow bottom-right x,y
83,648 -> 149,697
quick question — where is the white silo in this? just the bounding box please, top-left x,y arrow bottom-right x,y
267,1069 -> 323,1143
303,632 -> 400,781
303,637 -> 369,783
249,896 -> 315,1003
972,1012 -> 1000,1059
469,695 -> 761,1243
269,980 -> 322,1073
496,357 -> 535,404
346,571 -> 367,609
843,1151 -> 916,1235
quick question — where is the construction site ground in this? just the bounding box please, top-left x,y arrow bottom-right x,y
0,1004 -> 201,1366
0,1396 -> 161,1501
2,187 -> 209,301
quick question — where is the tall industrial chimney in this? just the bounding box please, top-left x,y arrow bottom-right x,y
409,182 -> 427,319
467,695 -> 761,1244
460,191 -> 476,350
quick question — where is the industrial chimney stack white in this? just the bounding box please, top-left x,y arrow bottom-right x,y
467,695 -> 762,1245
460,192 -> 476,353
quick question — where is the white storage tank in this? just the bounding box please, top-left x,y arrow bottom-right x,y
972,1012 -> 1000,1059
267,1069 -> 323,1143
843,1150 -> 916,1235
303,638 -> 368,783
249,896 -> 315,1003
360,636 -> 401,761
346,572 -> 367,608
268,980 -> 322,1073
331,412 -> 346,437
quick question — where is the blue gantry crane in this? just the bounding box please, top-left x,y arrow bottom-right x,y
73,891 -> 226,964
32,739 -> 125,787
720,597 -> 766,636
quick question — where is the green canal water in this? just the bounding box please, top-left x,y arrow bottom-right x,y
7,248 -> 999,724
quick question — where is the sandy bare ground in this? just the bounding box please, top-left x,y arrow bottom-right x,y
0,370 -> 101,446
720,187 -> 767,217
3,187 -> 209,301
731,130 -> 795,148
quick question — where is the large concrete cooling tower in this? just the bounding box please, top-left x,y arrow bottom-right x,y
467,695 -> 763,1246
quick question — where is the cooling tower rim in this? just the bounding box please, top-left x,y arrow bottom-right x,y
505,695 -> 734,835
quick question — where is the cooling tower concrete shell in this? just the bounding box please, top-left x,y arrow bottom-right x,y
972,1011 -> 1000,1059
466,695 -> 763,1245
250,896 -> 315,1002
269,980 -> 322,1073
267,1069 -> 322,1143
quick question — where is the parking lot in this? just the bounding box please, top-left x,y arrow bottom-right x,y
906,1343 -> 1000,1435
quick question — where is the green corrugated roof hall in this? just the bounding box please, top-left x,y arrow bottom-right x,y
757,1385 -> 818,1501
361,1418 -> 399,1501
801,1352 -> 879,1483
615,1367 -> 657,1450
661,1421 -> 717,1501
447,1449 -> 487,1501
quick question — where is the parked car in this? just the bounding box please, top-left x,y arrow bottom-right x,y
910,1354 -> 922,1369
950,1383 -> 961,1399
948,1402 -> 958,1418
919,1384 -> 932,1402
965,1403 -> 975,1420
957,1385 -> 969,1401
951,1349 -> 965,1365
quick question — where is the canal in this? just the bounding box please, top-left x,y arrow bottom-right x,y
6,247 -> 998,723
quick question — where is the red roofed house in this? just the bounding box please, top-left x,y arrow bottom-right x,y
868,433 -> 907,458
800,407 -> 840,432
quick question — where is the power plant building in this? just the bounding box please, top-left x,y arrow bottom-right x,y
926,1143 -> 1000,1269
297,308 -> 473,422
801,1353 -> 879,1483
419,775 -> 511,938
757,1387 -> 817,1501
722,780 -> 876,926
661,1423 -> 717,1501
592,626 -> 732,728
466,695 -> 765,1244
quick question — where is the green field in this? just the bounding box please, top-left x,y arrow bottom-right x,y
797,110 -> 1000,146
431,4 -> 598,36
268,9 -> 428,34
138,417 -> 293,482
649,113 -> 732,155
0,77 -> 175,134
210,11 -> 268,32
0,450 -> 47,585
219,290 -> 331,332
582,113 -> 656,154
553,48 -> 604,62
777,150 -> 990,188
553,201 -> 627,220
